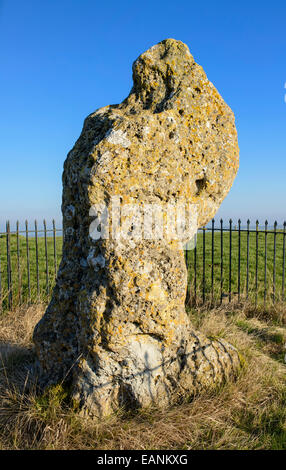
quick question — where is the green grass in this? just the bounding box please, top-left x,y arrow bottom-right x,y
186,229 -> 286,306
0,233 -> 62,310
0,228 -> 285,311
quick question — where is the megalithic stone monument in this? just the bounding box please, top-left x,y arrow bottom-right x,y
33,39 -> 240,417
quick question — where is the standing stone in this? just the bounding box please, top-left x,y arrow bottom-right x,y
33,39 -> 240,417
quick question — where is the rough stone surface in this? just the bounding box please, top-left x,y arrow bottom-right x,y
33,39 -> 240,417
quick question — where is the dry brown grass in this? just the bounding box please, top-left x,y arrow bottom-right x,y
0,302 -> 286,450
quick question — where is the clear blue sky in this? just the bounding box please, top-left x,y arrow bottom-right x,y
0,0 -> 285,229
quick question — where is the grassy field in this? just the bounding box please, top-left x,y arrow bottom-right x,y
1,227 -> 286,449
0,228 -> 285,311
186,228 -> 286,306
0,301 -> 286,450
0,233 -> 62,310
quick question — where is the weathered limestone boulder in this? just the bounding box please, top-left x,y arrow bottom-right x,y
33,39 -> 240,417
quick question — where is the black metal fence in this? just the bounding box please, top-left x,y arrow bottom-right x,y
0,219 -> 285,312
0,220 -> 62,312
186,219 -> 286,308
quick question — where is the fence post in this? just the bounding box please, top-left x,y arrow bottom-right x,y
220,219 -> 223,304
6,221 -> 13,310
283,221 -> 286,302
264,220 -> 268,308
211,219 -> 214,304
16,220 -> 22,305
35,220 -> 40,299
229,219 -> 232,303
43,219 -> 49,297
238,219 -> 241,302
246,219 -> 250,300
25,220 -> 31,303
53,219 -> 57,279
255,220 -> 259,306
273,221 -> 277,303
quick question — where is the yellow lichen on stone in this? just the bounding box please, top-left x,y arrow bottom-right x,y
33,39 -> 240,418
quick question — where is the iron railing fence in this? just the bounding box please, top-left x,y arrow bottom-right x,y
0,219 -> 285,312
0,220 -> 62,311
185,219 -> 286,308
